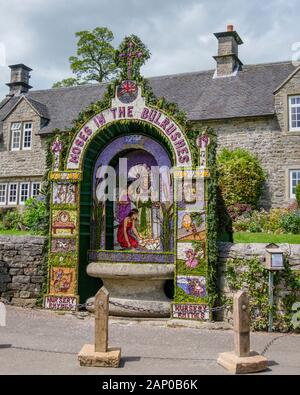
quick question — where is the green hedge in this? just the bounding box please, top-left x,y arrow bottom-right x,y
218,148 -> 265,208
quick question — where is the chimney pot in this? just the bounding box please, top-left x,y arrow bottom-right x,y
213,27 -> 243,77
6,64 -> 33,97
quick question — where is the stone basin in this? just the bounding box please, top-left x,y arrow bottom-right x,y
86,262 -> 174,318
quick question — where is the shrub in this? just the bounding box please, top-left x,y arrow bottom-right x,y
227,203 -> 252,221
263,209 -> 286,233
279,210 -> 300,234
2,209 -> 22,230
232,208 -> 288,234
296,183 -> 300,208
22,197 -> 48,235
218,148 -> 266,208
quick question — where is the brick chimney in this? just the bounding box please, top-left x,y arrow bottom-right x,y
6,64 -> 32,96
213,25 -> 243,77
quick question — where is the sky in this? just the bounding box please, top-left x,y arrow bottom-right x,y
0,0 -> 299,98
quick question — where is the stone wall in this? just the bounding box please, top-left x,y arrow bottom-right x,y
0,235 -> 46,306
194,115 -> 300,209
218,242 -> 300,303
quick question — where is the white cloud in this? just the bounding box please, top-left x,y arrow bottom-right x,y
0,0 -> 299,98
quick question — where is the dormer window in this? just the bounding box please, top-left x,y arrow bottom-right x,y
289,96 -> 300,131
10,121 -> 32,150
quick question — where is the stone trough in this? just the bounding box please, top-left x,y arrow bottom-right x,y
86,262 -> 174,318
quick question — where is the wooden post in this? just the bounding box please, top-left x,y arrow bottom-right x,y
233,290 -> 250,357
94,286 -> 109,353
78,286 -> 121,367
218,290 -> 267,374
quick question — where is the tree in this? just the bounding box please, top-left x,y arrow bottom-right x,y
52,78 -> 83,89
70,27 -> 117,83
217,148 -> 266,208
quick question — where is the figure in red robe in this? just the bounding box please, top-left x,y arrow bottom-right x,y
117,209 -> 142,250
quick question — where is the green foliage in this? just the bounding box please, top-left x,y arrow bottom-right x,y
92,199 -> 104,249
69,27 -> 118,83
296,183 -> 300,207
116,35 -> 151,81
190,212 -> 203,227
22,197 -> 48,235
176,258 -> 207,277
175,286 -> 207,304
218,148 -> 266,208
2,210 -> 22,230
206,129 -> 219,310
232,208 -> 300,235
160,203 -> 173,251
226,257 -> 270,331
279,210 -> 300,234
225,257 -> 300,332
52,78 -> 84,88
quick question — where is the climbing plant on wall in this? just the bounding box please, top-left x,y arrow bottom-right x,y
225,257 -> 300,332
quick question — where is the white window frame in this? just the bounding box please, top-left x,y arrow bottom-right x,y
8,183 -> 18,205
289,95 -> 300,132
289,169 -> 300,199
11,122 -> 22,151
22,122 -> 32,150
0,183 -> 7,206
31,182 -> 41,198
19,182 -> 30,205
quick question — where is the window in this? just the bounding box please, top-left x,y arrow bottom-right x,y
290,170 -> 300,199
31,182 -> 41,197
289,96 -> 300,131
11,123 -> 21,151
22,122 -> 32,149
8,183 -> 18,205
0,184 -> 7,205
19,183 -> 30,204
10,121 -> 33,151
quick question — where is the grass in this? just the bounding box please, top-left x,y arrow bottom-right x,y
0,229 -> 31,236
233,232 -> 300,244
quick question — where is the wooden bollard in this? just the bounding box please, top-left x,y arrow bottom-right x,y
95,287 -> 109,353
78,287 -> 121,368
218,291 -> 268,374
233,291 -> 250,357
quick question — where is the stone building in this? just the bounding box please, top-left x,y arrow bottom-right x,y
0,25 -> 299,209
